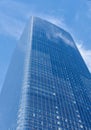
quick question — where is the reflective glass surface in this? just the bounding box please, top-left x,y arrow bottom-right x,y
0,17 -> 91,130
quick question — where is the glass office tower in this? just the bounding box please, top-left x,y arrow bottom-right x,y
0,17 -> 91,130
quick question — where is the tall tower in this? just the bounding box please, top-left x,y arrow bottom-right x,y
0,17 -> 91,130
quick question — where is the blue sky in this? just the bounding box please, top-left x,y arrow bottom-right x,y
0,0 -> 91,91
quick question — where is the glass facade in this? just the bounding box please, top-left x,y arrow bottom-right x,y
0,17 -> 91,130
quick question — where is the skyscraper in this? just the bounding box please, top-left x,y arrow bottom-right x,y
0,17 -> 91,130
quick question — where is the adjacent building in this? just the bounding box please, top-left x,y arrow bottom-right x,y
0,17 -> 91,130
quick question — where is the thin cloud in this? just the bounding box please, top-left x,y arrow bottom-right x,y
0,0 -> 33,18
0,0 -> 91,74
0,0 -> 35,39
42,15 -> 66,27
0,12 -> 66,39
77,43 -> 91,72
0,0 -> 67,39
0,13 -> 25,39
0,0 -> 69,41
86,0 -> 91,18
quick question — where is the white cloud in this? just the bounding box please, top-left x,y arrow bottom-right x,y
77,43 -> 91,72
